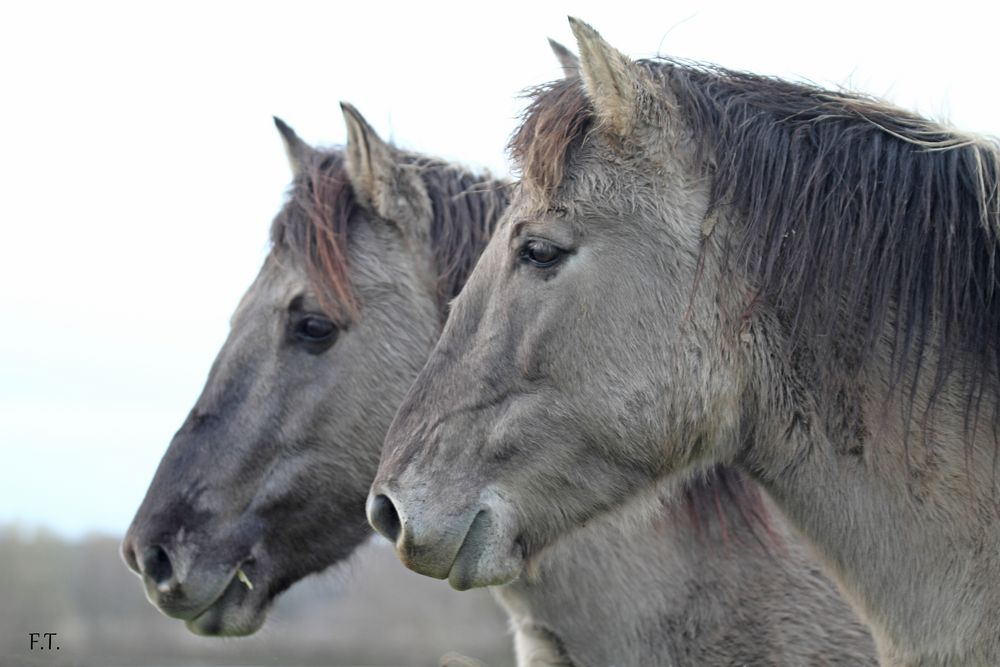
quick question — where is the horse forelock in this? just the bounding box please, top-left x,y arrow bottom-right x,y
508,77 -> 594,200
270,148 -> 508,323
270,151 -> 359,323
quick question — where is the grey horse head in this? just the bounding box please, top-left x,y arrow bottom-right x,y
122,105 -> 505,635
369,19 -> 729,589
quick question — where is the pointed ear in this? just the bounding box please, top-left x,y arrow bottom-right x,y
273,116 -> 313,176
340,102 -> 431,241
340,101 -> 397,208
568,17 -> 649,139
548,38 -> 580,79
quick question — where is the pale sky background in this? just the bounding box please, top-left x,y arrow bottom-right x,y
2,0 -> 998,538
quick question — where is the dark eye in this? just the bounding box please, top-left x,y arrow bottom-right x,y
519,239 -> 566,268
295,315 -> 338,344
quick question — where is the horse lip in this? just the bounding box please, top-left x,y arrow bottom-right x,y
185,560 -> 267,637
445,510 -> 524,590
151,557 -> 254,622
442,510 -> 485,579
399,533 -> 465,581
394,506 -> 480,580
188,575 -> 240,621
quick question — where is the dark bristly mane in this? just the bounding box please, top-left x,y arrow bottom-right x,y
511,61 -> 1000,438
414,157 -> 510,315
271,149 -> 508,322
680,465 -> 773,548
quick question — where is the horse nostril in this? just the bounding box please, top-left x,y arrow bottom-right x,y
367,493 -> 402,543
141,545 -> 175,589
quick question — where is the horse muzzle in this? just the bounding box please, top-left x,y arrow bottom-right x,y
121,531 -> 266,636
366,485 -> 524,590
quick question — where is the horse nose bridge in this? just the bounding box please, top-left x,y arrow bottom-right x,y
180,378 -> 246,435
399,334 -> 484,417
131,475 -> 210,530
379,400 -> 439,482
180,351 -> 257,437
180,406 -> 223,434
381,386 -> 493,484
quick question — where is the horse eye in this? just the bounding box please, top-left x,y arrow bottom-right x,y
520,240 -> 566,268
295,315 -> 338,344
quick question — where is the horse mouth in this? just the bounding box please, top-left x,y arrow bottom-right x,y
145,556 -> 266,637
445,512 -> 526,591
184,562 -> 267,637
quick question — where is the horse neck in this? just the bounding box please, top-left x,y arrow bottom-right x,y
492,483 -> 875,666
743,353 -> 1000,664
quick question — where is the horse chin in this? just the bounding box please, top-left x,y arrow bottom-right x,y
184,571 -> 269,637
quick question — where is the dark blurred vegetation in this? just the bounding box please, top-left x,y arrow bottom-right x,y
0,525 -> 513,667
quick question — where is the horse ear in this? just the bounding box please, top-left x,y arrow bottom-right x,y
340,102 -> 396,208
547,38 -> 580,79
568,17 -> 647,139
340,102 -> 431,241
273,117 -> 312,176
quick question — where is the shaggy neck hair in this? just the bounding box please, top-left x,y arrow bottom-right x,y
270,149 -> 509,323
511,60 -> 1000,437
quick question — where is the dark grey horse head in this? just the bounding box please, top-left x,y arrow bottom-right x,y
122,106 -> 448,635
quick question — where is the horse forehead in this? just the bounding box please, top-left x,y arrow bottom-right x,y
505,184 -> 582,225
230,252 -> 307,326
528,154 -> 657,217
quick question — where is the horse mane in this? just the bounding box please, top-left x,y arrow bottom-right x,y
511,61 -> 1000,434
411,155 -> 510,316
679,465 -> 773,548
270,148 -> 508,322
